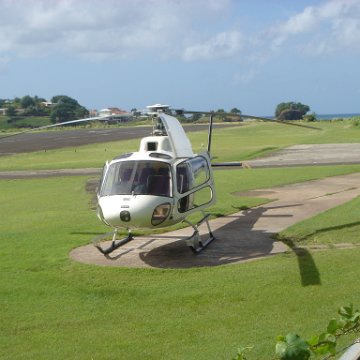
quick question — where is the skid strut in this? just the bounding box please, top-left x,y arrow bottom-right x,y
183,212 -> 215,254
93,229 -> 133,256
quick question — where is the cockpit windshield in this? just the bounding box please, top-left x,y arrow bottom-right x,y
100,160 -> 171,197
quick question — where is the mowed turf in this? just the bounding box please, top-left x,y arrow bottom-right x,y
1,165 -> 360,359
1,121 -> 360,359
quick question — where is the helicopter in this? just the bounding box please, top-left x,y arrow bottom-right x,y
95,104 -> 221,255
0,103 -> 319,255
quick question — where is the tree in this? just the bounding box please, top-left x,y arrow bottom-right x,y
19,95 -> 50,116
215,109 -> 226,121
191,113 -> 202,122
12,97 -> 21,106
20,95 -> 35,109
230,107 -> 242,115
275,102 -> 310,120
5,105 -> 17,117
50,95 -> 88,123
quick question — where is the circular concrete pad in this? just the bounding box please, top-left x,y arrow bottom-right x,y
70,172 -> 360,268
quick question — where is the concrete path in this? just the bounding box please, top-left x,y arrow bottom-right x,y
70,172 -> 360,269
245,143 -> 360,168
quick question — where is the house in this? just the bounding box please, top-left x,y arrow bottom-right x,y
98,107 -> 131,122
98,107 -> 128,117
41,101 -> 53,108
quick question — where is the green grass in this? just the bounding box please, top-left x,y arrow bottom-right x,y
278,195 -> 360,246
1,165 -> 360,359
211,164 -> 360,216
2,122 -> 360,359
0,136 -> 138,171
0,115 -> 52,130
205,120 -> 360,162
1,120 -> 360,171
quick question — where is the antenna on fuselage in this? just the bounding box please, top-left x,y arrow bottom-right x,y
207,113 -> 214,154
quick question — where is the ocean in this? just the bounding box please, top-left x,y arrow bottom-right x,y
317,113 -> 360,120
260,113 -> 360,120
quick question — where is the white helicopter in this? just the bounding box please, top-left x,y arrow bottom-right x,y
95,104 -> 222,255
0,103 -> 319,255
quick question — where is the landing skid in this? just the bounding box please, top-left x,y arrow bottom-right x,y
92,212 -> 215,256
93,229 -> 133,256
183,212 -> 215,254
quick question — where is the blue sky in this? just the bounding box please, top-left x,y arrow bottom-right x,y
1,0 -> 360,116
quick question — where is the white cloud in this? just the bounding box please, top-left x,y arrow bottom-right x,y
280,6 -> 318,35
0,0 -> 232,60
270,0 -> 360,55
182,31 -> 245,61
1,0 -> 360,67
182,0 -> 360,65
233,68 -> 258,84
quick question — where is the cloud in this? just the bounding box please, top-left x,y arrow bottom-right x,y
269,0 -> 360,55
0,0 -> 232,60
233,68 -> 258,84
182,31 -> 245,61
1,0 -> 360,66
182,0 -> 360,64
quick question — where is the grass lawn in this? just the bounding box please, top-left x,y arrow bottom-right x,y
0,115 -> 52,130
1,164 -> 360,359
278,194 -> 360,246
1,122 -> 360,359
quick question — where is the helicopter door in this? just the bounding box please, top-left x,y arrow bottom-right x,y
176,155 -> 215,215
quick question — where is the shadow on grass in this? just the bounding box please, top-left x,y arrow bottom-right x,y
281,238 -> 321,287
279,221 -> 360,286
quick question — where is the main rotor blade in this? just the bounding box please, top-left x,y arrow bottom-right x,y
174,109 -> 321,130
241,114 -> 321,130
0,115 -> 112,140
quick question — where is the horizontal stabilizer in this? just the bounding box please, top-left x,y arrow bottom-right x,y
212,161 -> 243,167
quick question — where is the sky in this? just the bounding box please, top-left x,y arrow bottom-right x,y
1,0 -> 360,116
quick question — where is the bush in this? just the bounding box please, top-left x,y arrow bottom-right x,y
351,117 -> 360,128
233,304 -> 360,360
303,113 -> 317,122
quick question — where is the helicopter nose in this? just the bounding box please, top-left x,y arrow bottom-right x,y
98,195 -> 170,228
